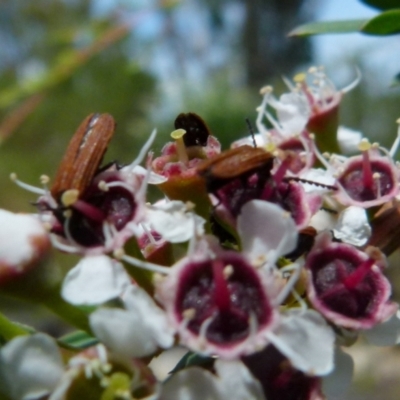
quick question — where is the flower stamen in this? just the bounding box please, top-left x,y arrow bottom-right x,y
171,128 -> 189,164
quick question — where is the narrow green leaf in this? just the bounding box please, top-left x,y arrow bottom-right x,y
361,9 -> 400,34
58,330 -> 98,350
169,351 -> 214,374
0,312 -> 33,342
289,19 -> 368,37
362,0 -> 400,11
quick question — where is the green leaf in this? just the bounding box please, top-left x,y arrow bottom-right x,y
0,312 -> 34,342
288,19 -> 368,36
361,9 -> 400,34
58,330 -> 98,350
169,351 -> 214,374
362,0 -> 400,11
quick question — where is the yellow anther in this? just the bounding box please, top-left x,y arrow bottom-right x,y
98,180 -> 109,191
113,248 -> 125,260
358,138 -> 371,152
61,189 -> 79,207
260,85 -> 273,95
223,264 -> 234,279
265,142 -> 276,152
171,129 -> 189,163
171,128 -> 186,140
293,73 -> 306,83
40,175 -> 50,185
183,308 -> 196,320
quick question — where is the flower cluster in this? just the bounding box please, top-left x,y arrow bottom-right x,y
1,67 -> 400,400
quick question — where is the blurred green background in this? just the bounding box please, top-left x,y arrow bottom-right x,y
0,1 -> 400,399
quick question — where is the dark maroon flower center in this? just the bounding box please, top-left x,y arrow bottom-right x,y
215,172 -> 307,226
49,173 -> 136,248
243,345 -> 322,400
338,158 -> 394,202
176,254 -> 272,345
308,247 -> 384,319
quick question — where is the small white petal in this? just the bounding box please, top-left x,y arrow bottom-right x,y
214,360 -> 265,400
268,309 -> 335,376
338,126 -> 363,154
238,200 -> 297,266
160,367 -> 223,400
90,286 -> 174,359
131,165 -> 167,184
90,308 -> 157,358
333,206 -> 371,246
274,92 -> 310,135
363,310 -> 400,346
123,286 -> 175,349
322,347 -> 354,399
61,255 -> 131,305
147,200 -> 204,243
0,333 -> 63,400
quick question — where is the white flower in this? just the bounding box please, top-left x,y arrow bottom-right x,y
0,333 -> 63,400
61,255 -> 132,305
157,200 -> 335,374
90,285 -> 175,359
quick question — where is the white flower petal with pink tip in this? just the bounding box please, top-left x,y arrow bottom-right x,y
0,333 -> 63,400
90,286 -> 174,359
267,309 -> 335,376
61,255 -> 131,305
238,200 -> 297,267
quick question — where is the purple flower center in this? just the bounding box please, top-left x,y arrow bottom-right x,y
338,156 -> 395,203
50,172 -> 136,248
308,247 -> 383,319
175,254 -> 272,345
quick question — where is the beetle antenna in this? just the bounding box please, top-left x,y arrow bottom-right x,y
245,118 -> 257,148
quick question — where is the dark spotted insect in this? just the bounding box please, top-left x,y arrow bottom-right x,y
174,112 -> 211,148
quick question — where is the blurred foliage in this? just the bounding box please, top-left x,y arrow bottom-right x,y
361,0 -> 400,10
0,1 -> 157,212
